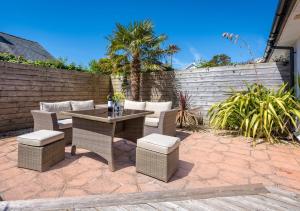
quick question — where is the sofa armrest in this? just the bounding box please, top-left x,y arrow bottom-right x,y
31,110 -> 59,131
158,109 -> 178,130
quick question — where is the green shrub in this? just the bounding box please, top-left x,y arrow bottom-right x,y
0,52 -> 86,71
208,83 -> 300,144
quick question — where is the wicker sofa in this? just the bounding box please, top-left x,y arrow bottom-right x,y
31,100 -> 96,145
124,100 -> 178,136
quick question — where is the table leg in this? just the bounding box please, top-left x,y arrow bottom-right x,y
109,161 -> 115,171
71,145 -> 76,155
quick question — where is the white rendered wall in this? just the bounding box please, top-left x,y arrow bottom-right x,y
295,39 -> 300,98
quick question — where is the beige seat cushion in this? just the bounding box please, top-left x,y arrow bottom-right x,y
71,100 -> 94,111
137,133 -> 180,154
145,117 -> 159,127
57,118 -> 72,130
145,101 -> 172,118
17,130 -> 64,147
40,101 -> 71,112
124,100 -> 146,110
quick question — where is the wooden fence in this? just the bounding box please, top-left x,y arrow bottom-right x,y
112,62 -> 290,123
0,61 -> 290,132
0,62 -> 110,132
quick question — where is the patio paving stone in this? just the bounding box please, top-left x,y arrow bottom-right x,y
1,130 -> 300,201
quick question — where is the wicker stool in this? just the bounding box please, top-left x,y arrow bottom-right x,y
17,130 -> 65,172
136,133 -> 180,182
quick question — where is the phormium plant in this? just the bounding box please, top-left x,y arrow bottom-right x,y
176,91 -> 199,129
208,83 -> 300,144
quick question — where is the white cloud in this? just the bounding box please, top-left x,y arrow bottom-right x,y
171,46 -> 203,70
173,57 -> 189,69
189,47 -> 201,61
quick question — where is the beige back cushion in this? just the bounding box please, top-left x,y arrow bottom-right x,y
71,100 -> 94,111
40,101 -> 71,112
124,100 -> 146,110
145,101 -> 172,118
40,101 -> 72,120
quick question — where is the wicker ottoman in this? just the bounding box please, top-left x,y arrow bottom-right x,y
17,130 -> 65,172
136,133 -> 180,182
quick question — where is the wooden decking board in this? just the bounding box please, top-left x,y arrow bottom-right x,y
0,184 -> 268,210
261,194 -> 300,210
243,195 -> 297,210
76,208 -> 98,211
265,186 -> 300,199
98,204 -> 157,211
146,201 -> 188,211
260,193 -> 300,208
203,198 -> 245,211
170,200 -> 212,211
221,196 -> 275,211
1,184 -> 300,210
198,199 -> 234,210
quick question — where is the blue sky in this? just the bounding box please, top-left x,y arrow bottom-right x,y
0,0 -> 278,69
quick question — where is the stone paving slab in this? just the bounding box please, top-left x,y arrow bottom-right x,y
0,131 -> 300,201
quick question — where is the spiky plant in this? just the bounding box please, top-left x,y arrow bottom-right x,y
176,91 -> 199,129
208,83 -> 300,144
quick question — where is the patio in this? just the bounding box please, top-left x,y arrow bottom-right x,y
1,130 -> 300,201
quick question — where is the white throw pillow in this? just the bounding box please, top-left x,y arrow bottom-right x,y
40,101 -> 71,112
71,100 -> 94,111
145,101 -> 172,118
124,100 -> 146,110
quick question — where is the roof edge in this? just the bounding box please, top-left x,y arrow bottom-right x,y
0,32 -> 38,44
263,0 -> 297,62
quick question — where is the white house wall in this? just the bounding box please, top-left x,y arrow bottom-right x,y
295,39 -> 300,98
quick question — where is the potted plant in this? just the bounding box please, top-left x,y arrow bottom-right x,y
112,92 -> 125,111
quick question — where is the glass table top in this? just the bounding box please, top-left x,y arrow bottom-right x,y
62,108 -> 153,123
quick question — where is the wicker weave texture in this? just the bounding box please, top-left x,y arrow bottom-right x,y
136,147 -> 179,182
144,109 -> 178,137
72,117 -> 115,170
31,110 -> 72,145
71,116 -> 145,171
61,128 -> 72,145
18,139 -> 65,172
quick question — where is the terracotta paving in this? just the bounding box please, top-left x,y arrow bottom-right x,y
1,131 -> 300,201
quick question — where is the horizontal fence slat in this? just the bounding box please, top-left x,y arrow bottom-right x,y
0,62 -> 110,132
113,62 -> 290,125
0,61 -> 290,132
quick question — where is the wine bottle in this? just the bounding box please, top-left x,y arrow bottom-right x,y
107,93 -> 113,112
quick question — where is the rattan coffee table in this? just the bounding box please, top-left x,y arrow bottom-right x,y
62,108 -> 153,171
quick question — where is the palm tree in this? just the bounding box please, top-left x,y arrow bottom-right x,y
166,44 -> 180,67
107,20 -> 176,100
